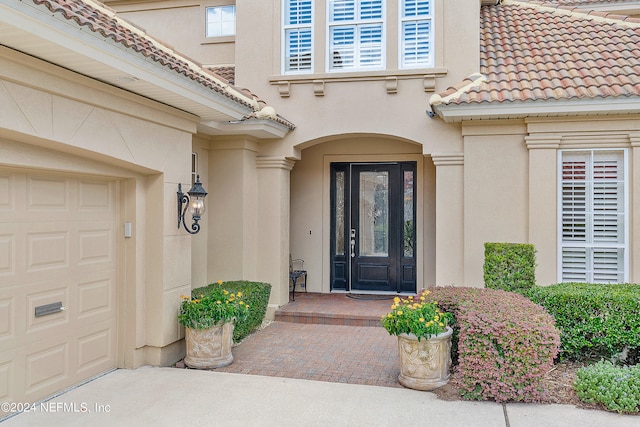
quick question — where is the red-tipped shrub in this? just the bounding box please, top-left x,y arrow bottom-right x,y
427,287 -> 560,403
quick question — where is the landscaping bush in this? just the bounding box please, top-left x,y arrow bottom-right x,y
575,361 -> 640,414
427,287 -> 560,403
483,242 -> 536,294
193,280 -> 271,342
526,283 -> 640,363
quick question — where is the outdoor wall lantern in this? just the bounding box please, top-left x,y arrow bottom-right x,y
177,175 -> 208,234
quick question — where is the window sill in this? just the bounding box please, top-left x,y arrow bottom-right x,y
269,68 -> 448,97
201,35 -> 235,45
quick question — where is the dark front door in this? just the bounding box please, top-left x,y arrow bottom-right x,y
330,162 -> 416,293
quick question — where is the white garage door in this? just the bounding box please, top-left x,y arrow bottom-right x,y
0,169 -> 118,410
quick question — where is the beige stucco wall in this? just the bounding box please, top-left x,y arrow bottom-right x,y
0,47 -> 199,368
106,0 -> 237,67
461,121 -> 529,287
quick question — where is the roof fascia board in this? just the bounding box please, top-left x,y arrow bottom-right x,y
0,1 -> 254,120
199,120 -> 290,139
434,98 -> 640,122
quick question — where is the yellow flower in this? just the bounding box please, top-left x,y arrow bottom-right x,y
217,280 -> 223,285
439,322 -> 444,327
237,292 -> 243,297
239,301 -> 245,305
408,295 -> 414,300
419,296 -> 425,301
393,297 -> 401,304
387,313 -> 393,318
435,315 -> 439,321
223,290 -> 229,295
245,305 -> 249,309
193,299 -> 200,303
419,317 -> 425,322
391,304 -> 397,310
216,300 -> 222,304
397,310 -> 403,315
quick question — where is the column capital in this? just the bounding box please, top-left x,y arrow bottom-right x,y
525,135 -> 561,150
256,157 -> 295,171
431,152 -> 464,166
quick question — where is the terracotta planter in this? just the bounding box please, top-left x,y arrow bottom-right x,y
397,326 -> 453,391
184,322 -> 235,369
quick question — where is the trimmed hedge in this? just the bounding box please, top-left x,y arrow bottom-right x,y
193,280 -> 271,342
427,287 -> 560,403
526,283 -> 640,363
483,242 -> 536,294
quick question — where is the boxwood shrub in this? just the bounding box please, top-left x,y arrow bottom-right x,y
526,283 -> 640,363
483,242 -> 536,294
193,280 -> 271,342
427,287 -> 560,403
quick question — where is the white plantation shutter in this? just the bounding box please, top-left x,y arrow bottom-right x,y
329,0 -> 384,70
560,150 -> 626,283
400,0 -> 432,68
285,0 -> 313,72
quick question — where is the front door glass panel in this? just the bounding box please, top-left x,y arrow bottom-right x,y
359,171 -> 389,257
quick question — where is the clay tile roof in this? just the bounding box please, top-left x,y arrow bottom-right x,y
431,0 -> 640,108
28,0 -> 295,130
207,66 -> 236,86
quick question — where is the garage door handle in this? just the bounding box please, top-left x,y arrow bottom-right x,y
35,302 -> 65,317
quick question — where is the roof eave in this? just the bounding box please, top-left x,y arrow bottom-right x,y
0,0 -> 258,123
431,97 -> 640,123
199,119 -> 293,139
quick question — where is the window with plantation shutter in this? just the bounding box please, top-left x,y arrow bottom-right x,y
559,150 -> 627,283
400,0 -> 433,68
284,0 -> 313,72
328,0 -> 384,71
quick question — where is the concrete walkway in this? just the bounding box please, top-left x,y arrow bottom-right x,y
2,366 -> 637,426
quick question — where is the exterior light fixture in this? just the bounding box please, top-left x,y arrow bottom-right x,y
177,175 -> 208,234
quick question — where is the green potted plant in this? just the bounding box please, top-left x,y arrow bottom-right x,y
381,289 -> 453,390
179,281 -> 249,369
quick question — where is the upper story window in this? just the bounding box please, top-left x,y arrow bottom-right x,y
284,0 -> 313,72
559,149 -> 628,283
206,5 -> 236,38
328,0 -> 385,71
283,0 -> 434,74
400,0 -> 433,68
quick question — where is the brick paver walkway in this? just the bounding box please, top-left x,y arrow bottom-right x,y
216,321 -> 402,388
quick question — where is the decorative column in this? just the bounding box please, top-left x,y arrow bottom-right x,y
431,153 -> 464,286
208,138 -> 260,282
631,134 -> 640,283
525,135 -> 560,285
256,157 -> 295,318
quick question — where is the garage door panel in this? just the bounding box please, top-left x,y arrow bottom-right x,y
27,176 -> 69,212
77,327 -> 114,375
24,342 -> 68,399
0,297 -> 13,340
27,231 -> 69,272
78,180 -> 113,211
26,286 -> 68,332
77,278 -> 112,318
0,234 -> 13,276
78,228 -> 113,265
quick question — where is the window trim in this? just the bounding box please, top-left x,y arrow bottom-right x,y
398,0 -> 434,69
282,0 -> 315,75
326,0 -> 387,73
557,148 -> 629,284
